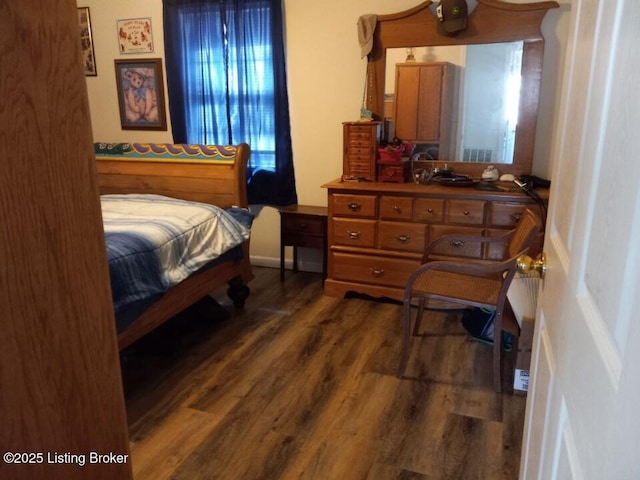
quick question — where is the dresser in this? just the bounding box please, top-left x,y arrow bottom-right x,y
322,179 -> 546,302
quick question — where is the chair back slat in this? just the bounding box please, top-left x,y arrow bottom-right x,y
507,208 -> 542,259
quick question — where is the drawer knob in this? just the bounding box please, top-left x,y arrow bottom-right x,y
395,234 -> 411,244
427,208 -> 434,213
463,210 -> 470,216
449,240 -> 465,248
510,213 -> 522,222
298,222 -> 307,228
347,230 -> 362,240
393,205 -> 400,211
370,268 -> 385,277
347,202 -> 362,212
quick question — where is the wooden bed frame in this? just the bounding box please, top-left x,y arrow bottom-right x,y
95,142 -> 253,350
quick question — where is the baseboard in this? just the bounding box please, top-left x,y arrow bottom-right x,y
250,255 -> 323,274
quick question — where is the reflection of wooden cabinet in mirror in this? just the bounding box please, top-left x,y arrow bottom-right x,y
393,62 -> 454,159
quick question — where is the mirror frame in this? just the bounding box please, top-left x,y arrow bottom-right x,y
367,0 -> 559,177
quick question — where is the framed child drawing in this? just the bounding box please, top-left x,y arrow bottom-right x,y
114,58 -> 167,130
116,17 -> 155,54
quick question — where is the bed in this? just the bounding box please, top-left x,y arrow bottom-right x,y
95,142 -> 253,350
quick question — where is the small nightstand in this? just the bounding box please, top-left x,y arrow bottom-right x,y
279,205 -> 328,281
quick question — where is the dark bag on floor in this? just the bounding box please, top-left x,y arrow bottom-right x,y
461,307 -> 495,342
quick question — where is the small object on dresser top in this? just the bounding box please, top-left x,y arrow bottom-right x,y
482,165 -> 500,181
433,174 -> 478,187
439,163 -> 454,178
500,173 -> 516,182
378,146 -> 404,163
378,159 -> 410,183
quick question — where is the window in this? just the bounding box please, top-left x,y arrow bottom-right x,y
163,0 -> 297,205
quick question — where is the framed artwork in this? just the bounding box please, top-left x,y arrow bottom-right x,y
78,7 -> 97,76
114,59 -> 167,131
117,18 -> 154,54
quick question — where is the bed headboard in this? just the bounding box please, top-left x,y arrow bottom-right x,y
95,142 -> 250,208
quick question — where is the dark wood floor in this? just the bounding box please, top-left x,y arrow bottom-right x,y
121,266 -> 527,479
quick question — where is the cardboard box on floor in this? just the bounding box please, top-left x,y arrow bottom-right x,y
507,274 -> 541,395
513,314 -> 535,394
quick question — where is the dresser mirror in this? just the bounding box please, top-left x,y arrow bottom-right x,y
385,41 -> 524,165
367,0 -> 559,177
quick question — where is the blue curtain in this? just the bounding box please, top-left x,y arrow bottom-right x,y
163,0 -> 297,205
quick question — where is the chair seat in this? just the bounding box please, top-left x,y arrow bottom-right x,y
411,269 -> 502,308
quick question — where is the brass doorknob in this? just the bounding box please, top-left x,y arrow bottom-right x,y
516,253 -> 547,278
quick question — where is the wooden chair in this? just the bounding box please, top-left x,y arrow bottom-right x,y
397,208 -> 542,392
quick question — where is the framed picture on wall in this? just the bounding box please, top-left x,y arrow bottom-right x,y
114,58 -> 167,131
78,7 -> 97,76
116,17 -> 155,54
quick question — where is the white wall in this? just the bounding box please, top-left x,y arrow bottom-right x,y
79,0 -> 570,270
82,2 -> 170,143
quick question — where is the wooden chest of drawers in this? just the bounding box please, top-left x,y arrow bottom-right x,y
322,179 -> 547,302
342,121 -> 382,182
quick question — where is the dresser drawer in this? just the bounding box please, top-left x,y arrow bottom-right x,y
489,202 -> 529,227
484,228 -> 512,260
331,194 -> 377,218
429,225 -> 485,259
331,251 -> 421,288
345,155 -> 374,167
347,139 -> 372,149
414,198 -> 445,223
484,229 -> 544,260
332,218 -> 376,248
379,196 -> 414,220
378,221 -> 426,253
344,161 -> 374,178
282,233 -> 325,249
347,147 -> 373,156
282,215 -> 325,235
445,199 -> 486,225
346,126 -> 374,140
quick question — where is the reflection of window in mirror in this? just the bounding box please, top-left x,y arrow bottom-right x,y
385,41 -> 524,165
462,42 -> 523,164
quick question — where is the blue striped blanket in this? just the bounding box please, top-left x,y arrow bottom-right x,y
101,194 -> 253,324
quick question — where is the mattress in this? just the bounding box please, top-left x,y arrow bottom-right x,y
101,194 -> 253,330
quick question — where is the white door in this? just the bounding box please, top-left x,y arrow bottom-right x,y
519,0 -> 640,478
